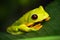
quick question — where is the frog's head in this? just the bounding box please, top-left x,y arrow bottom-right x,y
20,6 -> 50,32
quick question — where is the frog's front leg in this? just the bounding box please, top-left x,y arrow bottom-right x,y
7,26 -> 23,35
7,24 -> 31,35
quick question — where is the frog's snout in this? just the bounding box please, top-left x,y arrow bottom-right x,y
44,17 -> 50,21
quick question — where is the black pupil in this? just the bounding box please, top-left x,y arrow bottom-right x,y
31,14 -> 38,20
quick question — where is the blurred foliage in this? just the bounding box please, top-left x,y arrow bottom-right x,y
21,36 -> 60,40
18,0 -> 30,6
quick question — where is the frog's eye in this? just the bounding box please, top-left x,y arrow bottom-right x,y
31,14 -> 38,20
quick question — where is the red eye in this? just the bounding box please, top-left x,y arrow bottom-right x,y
31,14 -> 38,20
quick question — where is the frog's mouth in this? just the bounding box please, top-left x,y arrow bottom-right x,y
28,21 -> 42,30
26,17 -> 50,30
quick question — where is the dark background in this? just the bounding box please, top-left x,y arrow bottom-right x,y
0,0 -> 60,40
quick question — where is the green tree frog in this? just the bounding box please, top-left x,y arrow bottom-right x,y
7,6 -> 50,35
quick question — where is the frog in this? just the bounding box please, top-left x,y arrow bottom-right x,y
7,5 -> 50,35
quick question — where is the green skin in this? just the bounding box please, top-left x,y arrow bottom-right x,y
7,6 -> 50,35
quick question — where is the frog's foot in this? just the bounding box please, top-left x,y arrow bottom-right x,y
8,31 -> 23,35
7,26 -> 24,35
